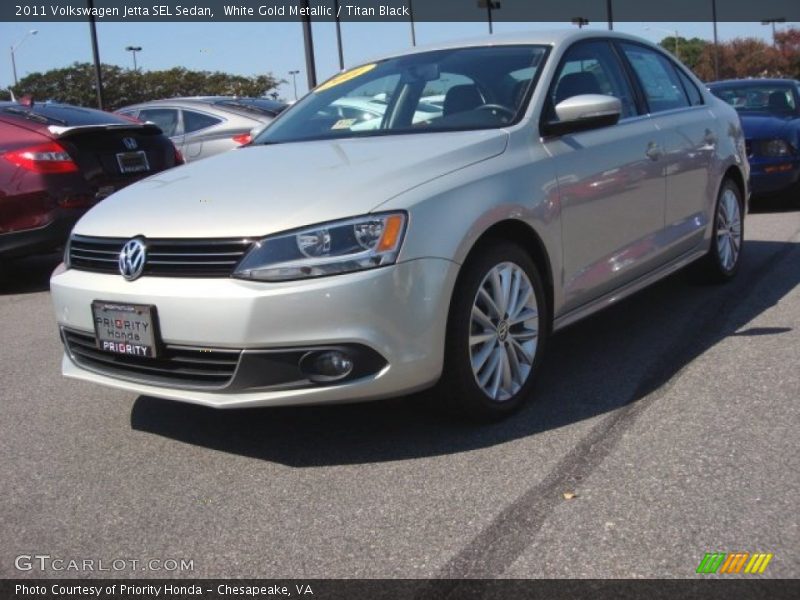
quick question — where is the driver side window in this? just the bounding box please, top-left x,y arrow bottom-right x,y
550,41 -> 638,120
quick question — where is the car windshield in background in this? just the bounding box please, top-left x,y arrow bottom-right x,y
254,45 -> 548,144
710,84 -> 799,116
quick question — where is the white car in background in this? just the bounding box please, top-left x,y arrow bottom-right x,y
117,96 -> 287,162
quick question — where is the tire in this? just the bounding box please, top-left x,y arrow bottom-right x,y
694,178 -> 744,283
439,241 -> 548,421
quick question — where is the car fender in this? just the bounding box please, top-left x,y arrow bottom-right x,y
375,141 -> 563,311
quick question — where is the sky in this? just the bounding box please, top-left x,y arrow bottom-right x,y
1,19 -> 797,100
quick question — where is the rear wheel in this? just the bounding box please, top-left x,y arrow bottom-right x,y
695,179 -> 744,283
440,242 -> 548,421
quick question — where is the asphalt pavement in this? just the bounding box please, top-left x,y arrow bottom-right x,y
1,199 -> 798,580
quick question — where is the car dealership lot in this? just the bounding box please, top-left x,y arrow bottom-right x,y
1,203 -> 798,579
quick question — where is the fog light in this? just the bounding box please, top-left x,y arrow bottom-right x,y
300,350 -> 354,383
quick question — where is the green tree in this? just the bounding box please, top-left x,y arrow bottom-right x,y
659,36 -> 709,72
12,63 -> 283,110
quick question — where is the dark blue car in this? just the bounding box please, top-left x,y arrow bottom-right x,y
708,79 -> 800,198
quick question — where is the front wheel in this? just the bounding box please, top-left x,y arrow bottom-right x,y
440,242 -> 548,421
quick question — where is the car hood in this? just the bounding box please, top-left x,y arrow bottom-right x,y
738,113 -> 798,140
73,130 -> 508,238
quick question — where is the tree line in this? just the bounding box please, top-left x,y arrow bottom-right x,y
660,27 -> 800,81
0,63 -> 282,109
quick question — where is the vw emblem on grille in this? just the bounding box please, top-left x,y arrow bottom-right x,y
119,238 -> 147,281
122,137 -> 138,150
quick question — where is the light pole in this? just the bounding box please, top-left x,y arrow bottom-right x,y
300,0 -> 317,90
10,29 -> 38,87
761,18 -> 786,48
288,70 -> 300,101
87,0 -> 105,110
408,0 -> 416,46
333,0 -> 344,70
125,45 -> 142,71
646,26 -> 680,61
478,1 -> 500,35
711,0 -> 719,80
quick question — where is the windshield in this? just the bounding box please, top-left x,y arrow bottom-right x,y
254,45 -> 548,144
710,83 -> 799,116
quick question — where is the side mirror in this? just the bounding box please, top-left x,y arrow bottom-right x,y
541,94 -> 622,137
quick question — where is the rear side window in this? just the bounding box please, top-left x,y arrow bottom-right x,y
549,41 -> 638,119
676,68 -> 703,106
138,108 -> 179,137
620,43 -> 690,113
182,110 -> 222,134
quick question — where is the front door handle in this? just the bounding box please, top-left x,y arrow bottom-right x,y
646,142 -> 662,161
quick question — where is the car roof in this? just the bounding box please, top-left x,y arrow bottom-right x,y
0,101 -> 137,128
356,29 -> 663,65
708,79 -> 800,87
117,96 -> 287,119
120,96 -> 284,108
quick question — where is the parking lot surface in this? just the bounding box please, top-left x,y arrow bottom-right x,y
1,200 -> 798,579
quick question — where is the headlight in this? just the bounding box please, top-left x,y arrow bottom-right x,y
760,139 -> 791,157
233,212 -> 407,281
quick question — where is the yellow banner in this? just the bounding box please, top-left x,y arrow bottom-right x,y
315,63 -> 377,93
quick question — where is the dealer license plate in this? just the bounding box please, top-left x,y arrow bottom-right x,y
92,301 -> 158,357
116,150 -> 150,174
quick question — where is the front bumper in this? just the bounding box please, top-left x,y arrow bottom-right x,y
50,258 -> 459,408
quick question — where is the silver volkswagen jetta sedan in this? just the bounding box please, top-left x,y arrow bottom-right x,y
50,30 -> 748,420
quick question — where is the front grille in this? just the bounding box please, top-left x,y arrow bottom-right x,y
62,328 -> 241,389
68,235 -> 254,277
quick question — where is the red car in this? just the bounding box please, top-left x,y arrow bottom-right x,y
0,101 -> 182,259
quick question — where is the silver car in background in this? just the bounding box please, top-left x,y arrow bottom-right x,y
51,30 -> 748,421
117,96 -> 287,162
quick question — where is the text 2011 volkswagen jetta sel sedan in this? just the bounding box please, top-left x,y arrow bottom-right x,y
50,30 -> 748,420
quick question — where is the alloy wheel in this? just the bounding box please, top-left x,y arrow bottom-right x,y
716,188 -> 742,272
469,261 -> 539,401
